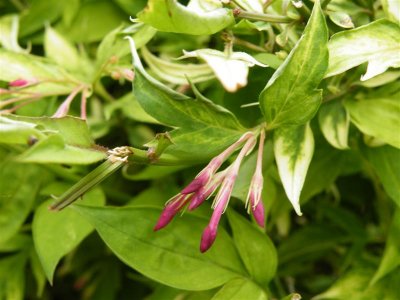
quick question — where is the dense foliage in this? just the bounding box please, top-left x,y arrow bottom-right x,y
0,0 -> 399,299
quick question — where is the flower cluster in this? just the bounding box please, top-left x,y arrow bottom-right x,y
154,130 -> 266,252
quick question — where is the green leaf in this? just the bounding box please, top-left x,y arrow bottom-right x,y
274,124 -> 314,215
318,101 -> 350,150
327,11 -> 354,28
371,209 -> 400,285
314,264 -> 400,300
259,0 -> 328,129
0,116 -> 44,144
137,0 -> 234,35
0,253 -> 28,300
363,145 -> 400,207
33,186 -> 105,283
227,210 -> 277,285
345,98 -> 400,149
17,134 -> 106,164
73,205 -> 247,290
211,278 -> 267,300
0,160 -> 42,244
129,38 -> 245,160
326,19 -> 400,81
55,0 -> 126,43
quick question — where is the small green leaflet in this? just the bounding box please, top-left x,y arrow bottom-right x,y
259,0 -> 328,129
211,278 -> 267,300
326,19 -> 400,81
345,97 -> 400,149
318,101 -> 350,150
128,37 -> 245,160
274,123 -> 314,215
137,0 -> 234,35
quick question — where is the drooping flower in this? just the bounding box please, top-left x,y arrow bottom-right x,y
154,130 -> 268,253
246,130 -> 266,228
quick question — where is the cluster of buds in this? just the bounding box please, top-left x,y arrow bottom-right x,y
154,130 -> 266,252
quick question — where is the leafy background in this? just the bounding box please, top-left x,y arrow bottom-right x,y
0,0 -> 399,299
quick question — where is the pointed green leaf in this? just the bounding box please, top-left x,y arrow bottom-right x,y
33,187 -> 105,283
227,210 -> 277,285
211,278 -> 267,300
73,205 -> 247,291
318,101 -> 350,150
129,38 -> 245,160
345,98 -> 400,149
0,14 -> 26,53
371,209 -> 400,285
326,19 -> 400,81
274,124 -> 314,215
137,0 -> 234,35
259,0 -> 328,129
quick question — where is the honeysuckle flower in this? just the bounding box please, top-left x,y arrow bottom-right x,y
153,194 -> 192,231
179,49 -> 267,92
154,131 -> 262,253
246,130 -> 266,228
200,135 -> 256,252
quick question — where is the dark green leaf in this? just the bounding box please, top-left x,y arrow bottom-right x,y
73,205 -> 247,290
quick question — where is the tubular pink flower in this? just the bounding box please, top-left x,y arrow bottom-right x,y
154,194 -> 191,231
182,132 -> 254,194
246,130 -> 266,228
200,136 -> 256,252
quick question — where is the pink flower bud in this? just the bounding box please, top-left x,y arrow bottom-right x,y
251,196 -> 265,228
200,225 -> 218,253
154,194 -> 190,231
9,79 -> 29,87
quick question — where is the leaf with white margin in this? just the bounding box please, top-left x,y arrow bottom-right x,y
318,101 -> 350,150
187,0 -> 223,12
180,49 -> 266,92
344,97 -> 400,149
137,0 -> 234,35
381,0 -> 400,23
274,123 -> 314,216
326,19 -> 400,81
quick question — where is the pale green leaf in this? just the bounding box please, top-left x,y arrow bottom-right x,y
318,101 -> 350,149
344,98 -> 400,148
0,14 -> 26,53
141,47 -> 214,85
227,210 -> 277,285
137,0 -> 234,35
357,70 -> 400,88
0,49 -> 77,94
274,124 -> 314,215
328,11 -> 354,28
381,0 -> 400,23
73,205 -> 247,290
326,19 -> 400,80
259,0 -> 328,128
33,186 -> 105,283
0,116 -> 44,144
211,278 -> 267,300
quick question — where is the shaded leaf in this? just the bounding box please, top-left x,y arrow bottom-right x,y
211,278 -> 267,300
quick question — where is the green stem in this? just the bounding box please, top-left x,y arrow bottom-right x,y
235,9 -> 293,23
